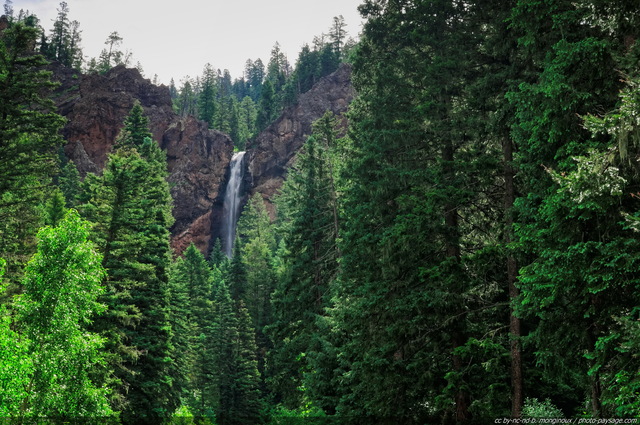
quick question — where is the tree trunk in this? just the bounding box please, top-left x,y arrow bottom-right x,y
504,137 -> 523,418
443,139 -> 471,422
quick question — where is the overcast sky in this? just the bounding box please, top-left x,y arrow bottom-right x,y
11,0 -> 365,85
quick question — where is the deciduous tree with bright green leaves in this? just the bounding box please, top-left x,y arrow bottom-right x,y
0,258 -> 32,417
19,209 -> 113,418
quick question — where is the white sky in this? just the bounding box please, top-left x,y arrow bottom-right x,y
11,0 -> 365,85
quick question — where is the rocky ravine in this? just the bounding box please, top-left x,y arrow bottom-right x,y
50,64 -> 234,255
50,63 -> 354,254
247,64 -> 355,217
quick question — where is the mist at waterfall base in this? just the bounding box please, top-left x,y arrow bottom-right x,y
221,151 -> 246,258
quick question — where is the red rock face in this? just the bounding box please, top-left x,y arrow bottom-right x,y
247,64 -> 354,217
51,64 -> 233,255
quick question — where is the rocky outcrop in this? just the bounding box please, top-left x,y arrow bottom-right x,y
50,64 -> 234,254
163,119 -> 232,254
247,64 -> 354,216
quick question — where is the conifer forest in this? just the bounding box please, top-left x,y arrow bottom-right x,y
2,0 -> 640,424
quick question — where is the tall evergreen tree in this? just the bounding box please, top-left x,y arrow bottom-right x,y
168,243 -> 218,417
199,63 -> 218,127
81,106 -> 176,422
244,58 -> 264,102
43,2 -> 82,69
166,255 -> 194,412
506,0 -> 633,416
256,80 -> 275,131
228,300 -> 263,425
328,15 -> 347,60
227,240 -> 248,303
237,194 -> 277,384
268,119 -> 341,411
116,101 -> 153,149
58,159 -> 82,207
333,1 -> 506,421
0,17 -> 66,284
210,278 -> 237,424
175,77 -> 197,117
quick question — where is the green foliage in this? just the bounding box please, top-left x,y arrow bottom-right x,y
167,255 -> 195,409
80,105 -> 175,422
41,1 -> 83,69
90,31 -> 130,73
227,240 -> 248,303
19,209 -> 113,417
210,238 -> 228,269
0,18 -> 66,283
169,244 -> 218,416
0,257 -> 32,417
175,78 -> 197,117
228,300 -> 264,425
5,1 -> 640,422
199,63 -> 218,127
522,398 -> 565,423
268,116 -> 342,413
330,0 -> 507,421
59,159 -> 82,207
44,187 -> 67,227
116,101 -> 153,150
257,80 -> 276,132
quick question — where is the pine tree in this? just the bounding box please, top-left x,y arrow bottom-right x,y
166,256 -> 194,411
43,2 -> 82,69
257,80 -> 275,131
168,243 -> 218,417
210,278 -> 237,424
210,238 -> 228,269
199,63 -> 218,127
228,300 -> 263,425
0,17 -> 66,284
176,78 -> 197,117
506,0 -> 632,416
244,58 -> 265,102
116,100 -> 153,149
227,240 -> 247,303
268,123 -> 341,411
44,188 -> 66,226
237,194 -> 277,382
238,96 -> 258,149
58,159 -> 82,207
328,15 -> 347,60
99,31 -> 124,72
81,105 -> 176,422
333,1 -> 506,421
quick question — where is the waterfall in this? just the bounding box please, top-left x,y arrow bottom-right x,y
221,151 -> 246,257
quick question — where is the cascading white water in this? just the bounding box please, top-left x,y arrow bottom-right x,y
221,151 -> 246,257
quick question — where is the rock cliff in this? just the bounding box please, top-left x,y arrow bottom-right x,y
50,64 -> 234,254
48,62 -> 354,255
247,64 -> 354,216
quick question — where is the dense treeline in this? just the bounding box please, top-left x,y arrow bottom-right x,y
222,0 -> 640,422
170,15 -> 354,151
2,0 -> 640,424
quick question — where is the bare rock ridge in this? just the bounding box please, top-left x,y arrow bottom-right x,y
247,63 -> 354,216
50,64 -> 234,254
